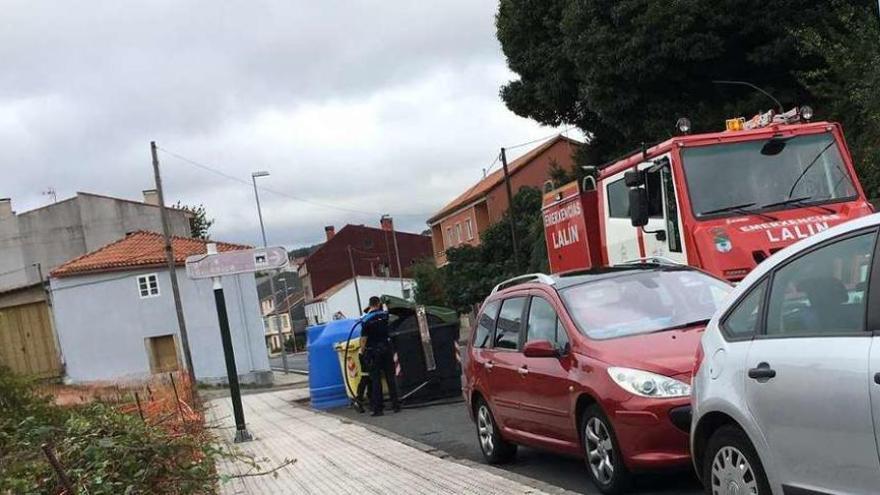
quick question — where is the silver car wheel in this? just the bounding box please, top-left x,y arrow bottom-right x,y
477,405 -> 494,455
585,417 -> 615,485
711,446 -> 759,495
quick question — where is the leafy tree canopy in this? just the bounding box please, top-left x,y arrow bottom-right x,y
795,1 -> 880,196
412,257 -> 450,307
173,201 -> 214,240
497,0 -> 875,169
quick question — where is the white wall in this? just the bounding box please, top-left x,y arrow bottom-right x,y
50,267 -> 271,385
305,276 -> 414,325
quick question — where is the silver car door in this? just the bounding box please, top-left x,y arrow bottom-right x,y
871,334 -> 880,471
744,230 -> 880,493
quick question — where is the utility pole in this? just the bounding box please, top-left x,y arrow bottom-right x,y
251,171 -> 288,374
347,245 -> 363,313
280,277 -> 297,353
151,141 -> 197,391
500,147 -> 520,268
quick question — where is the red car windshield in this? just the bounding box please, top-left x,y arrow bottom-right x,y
560,270 -> 731,340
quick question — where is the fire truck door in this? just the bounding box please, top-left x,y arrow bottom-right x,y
603,169 -> 642,264
603,158 -> 687,265
642,161 -> 687,264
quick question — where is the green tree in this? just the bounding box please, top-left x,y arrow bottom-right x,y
795,1 -> 880,197
442,187 -> 548,310
411,257 -> 449,307
496,0 -> 830,163
174,201 -> 214,240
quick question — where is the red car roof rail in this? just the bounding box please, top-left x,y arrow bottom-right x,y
491,273 -> 555,294
618,256 -> 683,267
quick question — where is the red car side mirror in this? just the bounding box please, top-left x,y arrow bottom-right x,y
523,340 -> 558,358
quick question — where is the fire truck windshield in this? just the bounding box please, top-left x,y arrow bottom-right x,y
682,132 -> 857,219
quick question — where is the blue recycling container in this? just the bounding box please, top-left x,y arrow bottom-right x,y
307,319 -> 361,410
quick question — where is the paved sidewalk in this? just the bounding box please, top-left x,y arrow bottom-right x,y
208,389 -> 552,494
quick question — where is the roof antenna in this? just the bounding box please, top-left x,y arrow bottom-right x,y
42,187 -> 57,203
713,80 -> 784,114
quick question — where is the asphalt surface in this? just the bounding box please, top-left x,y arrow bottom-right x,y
269,351 -> 309,373
332,401 -> 702,495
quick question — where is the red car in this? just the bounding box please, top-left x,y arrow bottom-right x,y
462,263 -> 731,494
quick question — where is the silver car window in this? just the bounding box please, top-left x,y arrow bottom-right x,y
765,232 -> 874,337
722,280 -> 768,338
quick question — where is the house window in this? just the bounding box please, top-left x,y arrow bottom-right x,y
446,226 -> 454,247
465,218 -> 474,240
146,335 -> 179,373
137,274 -> 160,298
456,223 -> 463,243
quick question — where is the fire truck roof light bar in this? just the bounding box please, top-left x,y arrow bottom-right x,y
491,273 -> 556,294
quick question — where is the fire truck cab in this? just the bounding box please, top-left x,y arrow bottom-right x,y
543,108 -> 874,283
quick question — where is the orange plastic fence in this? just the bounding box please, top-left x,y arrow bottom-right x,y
40,372 -> 202,428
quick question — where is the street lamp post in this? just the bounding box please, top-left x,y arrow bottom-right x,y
251,171 -> 289,374
279,277 -> 298,353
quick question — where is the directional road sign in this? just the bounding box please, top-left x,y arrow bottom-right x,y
186,246 -> 289,279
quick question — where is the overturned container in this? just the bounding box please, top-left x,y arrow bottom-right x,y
307,320 -> 360,410
384,295 -> 461,404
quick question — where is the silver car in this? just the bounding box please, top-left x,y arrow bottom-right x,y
691,213 -> 880,495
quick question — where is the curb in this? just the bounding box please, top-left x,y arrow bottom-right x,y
306,403 -> 580,495
270,367 -> 309,376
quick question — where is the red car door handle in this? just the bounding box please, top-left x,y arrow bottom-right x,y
484,361 -> 494,371
517,366 -> 529,376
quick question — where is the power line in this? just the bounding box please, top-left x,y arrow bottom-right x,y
156,146 -> 431,218
503,126 -> 575,151
483,152 -> 502,177
436,127 -> 574,219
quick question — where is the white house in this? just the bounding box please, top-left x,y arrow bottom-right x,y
304,276 -> 415,325
48,231 -> 271,385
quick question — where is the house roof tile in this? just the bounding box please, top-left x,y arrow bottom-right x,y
50,231 -> 250,278
427,135 -> 580,224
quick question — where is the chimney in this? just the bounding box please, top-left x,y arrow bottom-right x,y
380,215 -> 394,232
142,189 -> 159,206
324,225 -> 335,241
0,198 -> 13,220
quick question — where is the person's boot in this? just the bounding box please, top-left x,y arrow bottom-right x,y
392,403 -> 401,413
371,409 -> 384,417
354,400 -> 365,414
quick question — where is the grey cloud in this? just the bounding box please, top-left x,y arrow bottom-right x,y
2,1 -> 567,248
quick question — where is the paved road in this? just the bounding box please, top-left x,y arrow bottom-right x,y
269,351 -> 309,373
332,401 -> 702,495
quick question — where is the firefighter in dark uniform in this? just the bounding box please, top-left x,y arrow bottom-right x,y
359,296 -> 400,416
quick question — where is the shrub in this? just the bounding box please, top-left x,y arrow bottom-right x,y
0,368 -> 218,494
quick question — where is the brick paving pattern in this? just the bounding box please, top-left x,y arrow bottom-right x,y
208,389 -> 549,494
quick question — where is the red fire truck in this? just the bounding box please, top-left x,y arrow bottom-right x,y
542,107 -> 874,282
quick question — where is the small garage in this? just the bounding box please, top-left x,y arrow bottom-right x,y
0,284 -> 63,379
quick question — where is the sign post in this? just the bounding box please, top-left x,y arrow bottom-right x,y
186,244 -> 288,443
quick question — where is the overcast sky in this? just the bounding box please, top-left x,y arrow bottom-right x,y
1,1 -> 577,248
